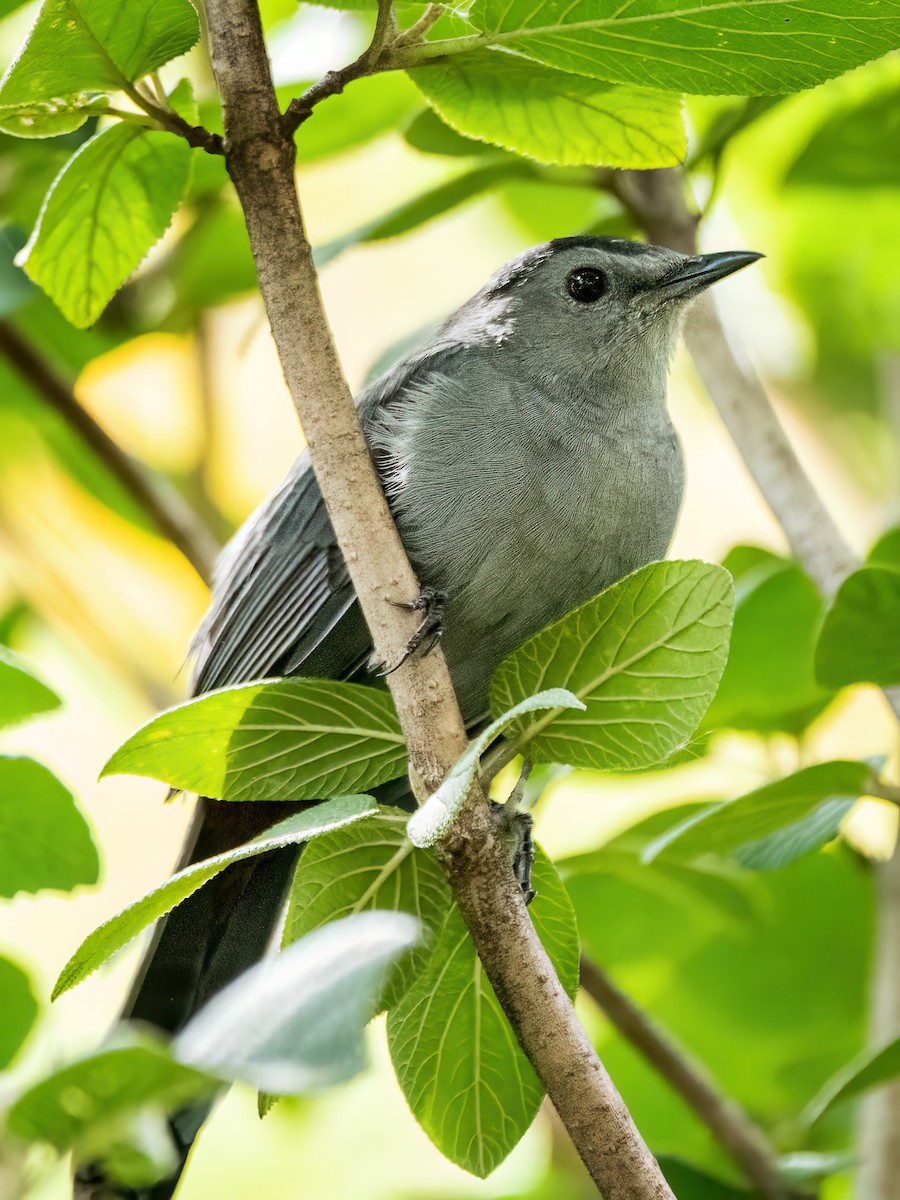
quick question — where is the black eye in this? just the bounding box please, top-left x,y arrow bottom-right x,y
567,266 -> 607,303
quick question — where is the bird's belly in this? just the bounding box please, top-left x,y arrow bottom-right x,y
432,451 -> 683,716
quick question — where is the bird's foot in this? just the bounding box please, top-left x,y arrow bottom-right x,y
491,759 -> 536,905
370,586 -> 447,677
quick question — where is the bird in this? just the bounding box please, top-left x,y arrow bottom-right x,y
79,236 -> 759,1198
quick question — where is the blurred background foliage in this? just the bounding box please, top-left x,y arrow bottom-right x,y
0,1 -> 898,1198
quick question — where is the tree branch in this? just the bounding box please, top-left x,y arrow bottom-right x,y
580,958 -> 799,1200
613,165 -> 900,1200
203,1 -> 674,1194
0,321 -> 220,584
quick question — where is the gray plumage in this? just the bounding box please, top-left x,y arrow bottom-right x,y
96,235 -> 759,1200
193,235 -> 758,717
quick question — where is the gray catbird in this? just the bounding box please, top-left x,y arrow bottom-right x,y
84,236 -> 759,1198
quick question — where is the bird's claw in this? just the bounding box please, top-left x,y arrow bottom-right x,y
492,759 -> 536,905
369,586 -> 447,677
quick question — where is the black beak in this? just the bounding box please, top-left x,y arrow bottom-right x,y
656,250 -> 763,300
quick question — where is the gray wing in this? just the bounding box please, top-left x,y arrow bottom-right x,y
190,333 -> 469,698
190,452 -> 367,695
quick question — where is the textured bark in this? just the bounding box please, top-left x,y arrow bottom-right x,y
201,2 -> 674,1194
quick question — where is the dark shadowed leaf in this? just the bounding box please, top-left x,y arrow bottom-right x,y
53,798 -> 378,999
387,848 -> 579,1177
175,912 -> 420,1094
0,757 -> 98,896
283,808 -> 451,1011
490,560 -> 733,773
816,566 -> 900,688
0,645 -> 60,728
411,51 -> 685,167
787,86 -> 900,188
465,0 -> 900,96
102,678 -> 408,801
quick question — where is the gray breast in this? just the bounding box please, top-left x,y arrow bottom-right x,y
372,365 -> 684,716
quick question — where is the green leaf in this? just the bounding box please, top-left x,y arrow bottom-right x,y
403,107 -> 502,158
816,566 -> 900,687
411,51 -> 685,168
0,97 -> 103,140
0,0 -> 199,108
6,1033 -> 215,1149
642,761 -> 873,866
802,1035 -> 900,1125
465,0 -> 900,97
18,124 -> 190,327
314,161 -> 531,266
387,848 -> 579,1177
0,645 -> 60,728
787,86 -> 900,188
490,560 -> 733,773
0,955 -> 39,1069
101,678 -> 407,801
283,808 -> 451,1011
408,688 -> 583,847
731,797 -> 854,871
868,525 -> 900,569
0,756 -> 98,897
53,798 -> 378,1000
175,912 -> 420,1094
704,548 -> 832,734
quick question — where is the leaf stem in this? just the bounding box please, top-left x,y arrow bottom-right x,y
121,80 -> 224,155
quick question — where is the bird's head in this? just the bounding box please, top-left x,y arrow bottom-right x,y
450,236 -> 761,405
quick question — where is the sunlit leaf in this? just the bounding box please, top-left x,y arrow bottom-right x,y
0,644 -> 60,729
283,808 -> 451,1011
53,798 -> 378,999
816,566 -> 900,687
0,756 -> 98,897
0,0 -> 199,108
411,51 -> 685,167
18,124 -> 190,327
175,912 -> 420,1094
465,0 -> 900,96
0,955 -> 39,1069
101,678 -> 408,801
490,560 -> 733,772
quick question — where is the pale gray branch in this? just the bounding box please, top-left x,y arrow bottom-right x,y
202,2 -> 673,1195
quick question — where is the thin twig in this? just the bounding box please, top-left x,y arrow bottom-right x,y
393,2 -> 445,48
203,0 -> 673,1194
121,81 -> 224,155
282,0 -> 397,136
0,321 -> 220,584
613,165 -> 900,1200
580,958 -> 800,1200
